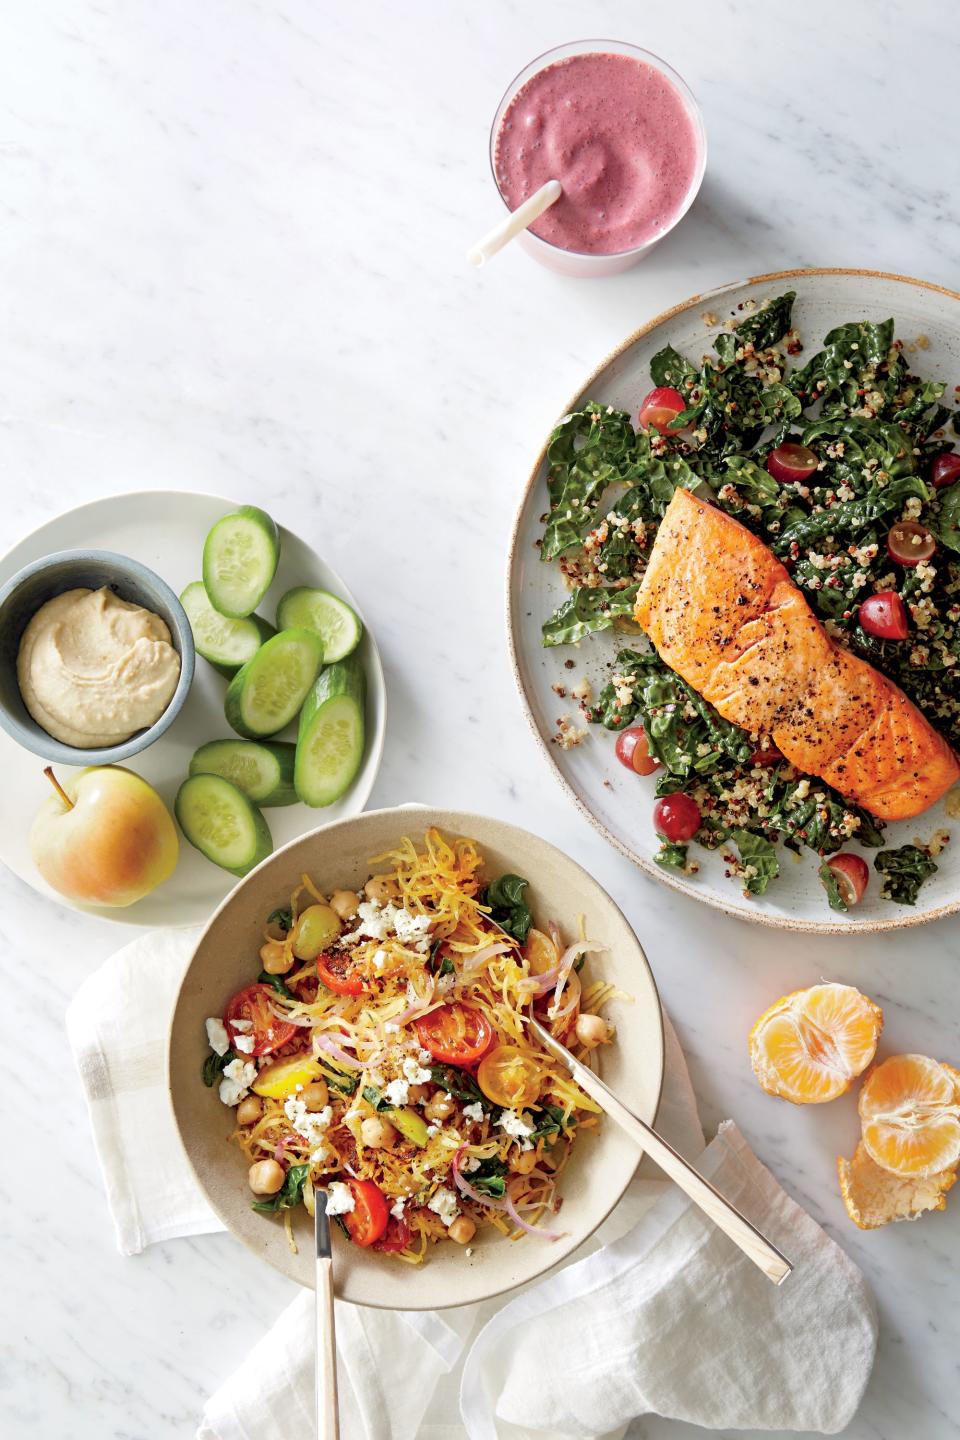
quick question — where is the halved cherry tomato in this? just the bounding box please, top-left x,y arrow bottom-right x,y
638,386 -> 686,433
750,741 -> 783,767
341,1178 -> 389,1248
766,442 -> 818,484
887,521 -> 936,567
859,591 -> 909,640
652,793 -> 701,842
931,453 -> 960,489
615,725 -> 660,775
823,853 -> 869,908
316,950 -> 367,996
224,983 -> 297,1056
415,1004 -> 495,1066
372,1212 -> 411,1253
477,1043 -> 541,1108
525,928 -> 559,977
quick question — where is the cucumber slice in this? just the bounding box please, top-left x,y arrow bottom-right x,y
180,581 -> 275,675
224,628 -> 324,739
189,739 -> 297,806
175,774 -> 273,876
295,654 -> 366,807
202,505 -> 280,618
276,587 -> 363,663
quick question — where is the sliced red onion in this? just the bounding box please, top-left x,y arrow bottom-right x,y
267,1002 -> 314,1028
505,1190 -> 564,1241
526,966 -> 560,997
551,940 -> 607,1014
390,985 -> 437,1029
548,969 -> 581,1026
451,1146 -> 507,1210
546,921 -> 562,952
314,1033 -> 364,1069
460,940 -> 515,977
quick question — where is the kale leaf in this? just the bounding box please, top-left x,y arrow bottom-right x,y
649,344 -> 697,390
818,861 -> 849,913
482,873 -> 533,943
874,845 -> 938,905
655,841 -> 688,872
252,1164 -> 310,1214
730,829 -> 780,895
541,405 -> 642,559
733,291 -> 796,349
541,584 -> 640,647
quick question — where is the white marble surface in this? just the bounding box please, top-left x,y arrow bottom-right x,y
1,1 -> 958,1436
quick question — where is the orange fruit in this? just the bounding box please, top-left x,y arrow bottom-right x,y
858,1054 -> 960,1178
749,982 -> 882,1104
838,1141 -> 956,1229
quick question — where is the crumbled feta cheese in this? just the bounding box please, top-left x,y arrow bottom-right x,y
426,1123 -> 439,1137
205,1017 -> 229,1056
284,1096 -> 333,1146
233,1034 -> 256,1054
229,1018 -> 253,1032
325,1181 -> 355,1216
461,1155 -> 481,1173
461,1101 -> 484,1124
390,1196 -> 407,1219
218,1058 -> 257,1106
417,1047 -> 433,1064
496,1109 -> 535,1150
393,908 -> 433,948
372,948 -> 388,972
427,1187 -> 460,1227
402,1056 -> 432,1085
385,1078 -> 410,1106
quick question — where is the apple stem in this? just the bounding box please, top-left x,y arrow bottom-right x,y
43,766 -> 74,811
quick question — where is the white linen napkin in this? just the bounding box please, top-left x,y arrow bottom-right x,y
66,928 -> 878,1439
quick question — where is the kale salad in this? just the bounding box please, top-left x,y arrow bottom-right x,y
538,292 -> 960,911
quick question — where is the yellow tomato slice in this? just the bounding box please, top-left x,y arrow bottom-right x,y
477,1044 -> 541,1109
252,1053 -> 324,1099
525,928 -> 559,977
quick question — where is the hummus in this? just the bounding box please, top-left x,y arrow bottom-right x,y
17,586 -> 181,747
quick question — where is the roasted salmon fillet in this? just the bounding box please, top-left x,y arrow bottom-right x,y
635,488 -> 960,821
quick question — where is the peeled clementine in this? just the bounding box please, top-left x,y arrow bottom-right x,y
858,1055 -> 960,1178
749,982 -> 882,1105
838,1140 -> 956,1229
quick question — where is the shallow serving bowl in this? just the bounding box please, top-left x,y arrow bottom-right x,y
168,806 -> 664,1310
508,268 -> 960,933
0,547 -> 195,765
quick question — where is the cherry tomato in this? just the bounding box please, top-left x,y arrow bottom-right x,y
316,950 -> 367,996
766,443 -> 819,484
751,741 -> 783,767
824,853 -> 869,908
415,1004 -> 495,1066
615,725 -> 660,775
638,386 -> 686,433
341,1178 -> 389,1248
372,1212 -> 411,1253
859,591 -> 909,641
652,793 -> 701,843
887,521 -> 936,567
224,984 -> 297,1056
477,1043 -> 541,1109
524,928 -> 559,976
931,453 -> 960,489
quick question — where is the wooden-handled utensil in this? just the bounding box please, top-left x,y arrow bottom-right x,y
315,1192 -> 340,1439
529,1015 -> 792,1286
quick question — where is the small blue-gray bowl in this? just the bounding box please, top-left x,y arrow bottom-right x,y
0,548 -> 195,766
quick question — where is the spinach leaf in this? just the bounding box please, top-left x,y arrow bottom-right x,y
730,829 -> 780,895
258,969 -> 295,999
319,1063 -> 359,1095
541,584 -> 640,647
874,845 -> 938,905
818,861 -> 849,913
527,1103 -> 576,1141
201,1047 -> 235,1087
655,842 -> 688,872
252,1163 -> 311,1214
428,1065 -> 489,1108
733,291 -> 795,349
482,873 -> 533,943
469,1158 -> 508,1199
650,344 -> 697,389
541,405 -> 642,560
362,1084 -> 391,1111
267,906 -> 293,932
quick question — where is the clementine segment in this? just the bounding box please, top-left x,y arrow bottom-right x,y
858,1055 -> 960,1178
749,983 -> 882,1105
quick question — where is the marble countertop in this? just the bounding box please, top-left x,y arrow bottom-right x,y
2,2 -> 958,1436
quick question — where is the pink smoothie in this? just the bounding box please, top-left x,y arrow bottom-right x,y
494,52 -> 702,256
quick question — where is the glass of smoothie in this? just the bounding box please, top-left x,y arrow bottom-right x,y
490,41 -> 706,277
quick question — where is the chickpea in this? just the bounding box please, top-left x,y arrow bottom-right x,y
512,1148 -> 537,1175
300,1080 -> 329,1111
575,1013 -> 613,1049
365,874 -> 399,906
236,1095 -> 263,1126
361,1115 -> 398,1150
406,1083 -> 430,1105
248,1159 -> 285,1195
448,1216 -> 476,1245
424,1091 -> 455,1123
329,889 -> 361,921
259,938 -> 293,975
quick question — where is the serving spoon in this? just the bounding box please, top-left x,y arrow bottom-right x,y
529,1014 -> 792,1285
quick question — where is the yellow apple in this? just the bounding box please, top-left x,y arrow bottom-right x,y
30,765 -> 179,907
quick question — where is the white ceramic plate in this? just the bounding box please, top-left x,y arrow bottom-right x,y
508,269 -> 960,933
169,807 -> 664,1309
0,491 -> 386,927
